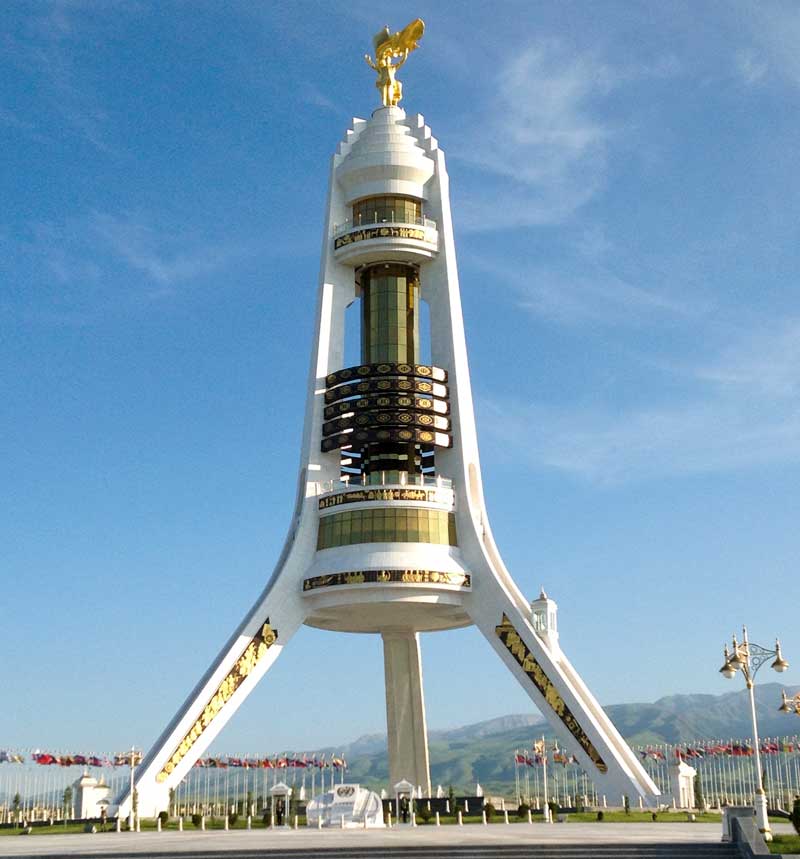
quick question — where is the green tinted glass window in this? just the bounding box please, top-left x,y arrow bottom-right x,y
317,507 -> 457,549
353,196 -> 422,225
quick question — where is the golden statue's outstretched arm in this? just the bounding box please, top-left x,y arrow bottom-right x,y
364,53 -> 378,71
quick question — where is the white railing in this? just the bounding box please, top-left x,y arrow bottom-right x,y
332,215 -> 437,238
316,473 -> 452,496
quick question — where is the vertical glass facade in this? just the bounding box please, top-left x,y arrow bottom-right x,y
360,263 -> 421,484
361,264 -> 420,364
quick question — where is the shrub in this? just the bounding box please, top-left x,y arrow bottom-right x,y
596,810 -> 604,821
158,811 -> 169,826
484,802 -> 496,820
547,800 -> 559,817
791,796 -> 800,836
228,813 -> 238,827
623,795 -> 630,815
517,802 -> 530,819
191,813 -> 202,828
262,812 -> 271,828
417,806 -> 432,824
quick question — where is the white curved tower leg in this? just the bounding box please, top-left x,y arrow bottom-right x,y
115,574 -> 307,819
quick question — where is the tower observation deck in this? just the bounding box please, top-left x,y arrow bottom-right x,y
114,21 -> 661,818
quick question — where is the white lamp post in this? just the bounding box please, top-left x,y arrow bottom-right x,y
778,690 -> 800,715
719,627 -> 788,842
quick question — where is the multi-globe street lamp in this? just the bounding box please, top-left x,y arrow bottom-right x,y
779,690 -> 800,715
719,627 -> 789,842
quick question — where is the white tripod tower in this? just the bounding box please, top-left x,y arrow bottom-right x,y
116,28 -> 659,818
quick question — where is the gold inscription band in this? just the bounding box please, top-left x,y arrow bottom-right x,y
495,614 -> 608,774
334,225 -> 427,249
319,487 -> 448,510
156,619 -> 279,783
303,569 -> 471,592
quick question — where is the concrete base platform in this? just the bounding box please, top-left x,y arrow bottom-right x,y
0,822 -> 753,857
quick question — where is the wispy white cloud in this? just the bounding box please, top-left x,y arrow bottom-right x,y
735,1 -> 800,87
453,39 -> 617,230
299,83 -> 342,115
89,212 -> 246,287
480,319 -> 800,484
467,244 -> 704,328
3,0 -> 133,153
734,49 -> 768,86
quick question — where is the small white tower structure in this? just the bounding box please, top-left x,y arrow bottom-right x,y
74,771 -> 110,820
114,20 -> 660,819
531,588 -> 560,656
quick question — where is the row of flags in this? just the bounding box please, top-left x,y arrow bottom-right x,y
0,751 -> 347,769
514,740 -> 580,768
640,741 -> 796,761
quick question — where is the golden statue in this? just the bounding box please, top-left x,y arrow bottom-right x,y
364,18 -> 425,108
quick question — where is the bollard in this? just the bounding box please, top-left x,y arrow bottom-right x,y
465,799 -> 469,813
528,809 -> 533,825
435,812 -> 440,826
136,818 -> 141,832
602,795 -> 607,808
294,815 -> 299,830
341,814 -> 345,829
116,817 -> 121,833
157,817 -> 162,832
458,810 -> 463,826
445,799 -> 450,813
387,811 -> 392,828
247,815 -> 251,830
201,816 -> 206,831
224,815 -> 229,831
639,797 -> 644,810
363,815 -> 368,830
178,817 -> 183,831
271,814 -> 275,829
412,812 -> 417,827
482,810 -> 487,826
318,814 -> 323,830
504,809 -> 509,825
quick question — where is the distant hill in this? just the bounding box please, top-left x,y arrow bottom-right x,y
309,682 -> 799,794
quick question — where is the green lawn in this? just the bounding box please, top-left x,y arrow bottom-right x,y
770,834 -> 800,854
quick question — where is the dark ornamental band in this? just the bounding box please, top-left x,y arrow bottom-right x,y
326,362 -> 447,388
156,619 -> 279,783
495,614 -> 608,774
334,225 -> 427,249
303,569 -> 471,591
324,377 -> 448,405
321,426 -> 452,453
323,410 -> 450,438
324,393 -> 449,421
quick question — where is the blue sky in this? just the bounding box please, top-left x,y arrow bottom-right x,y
2,0 -> 799,756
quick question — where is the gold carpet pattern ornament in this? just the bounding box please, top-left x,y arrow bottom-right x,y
365,19 -> 424,107
156,620 -> 278,782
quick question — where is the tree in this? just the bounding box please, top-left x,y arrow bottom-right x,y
693,771 -> 705,810
791,796 -> 800,836
63,786 -> 73,820
12,792 -> 21,826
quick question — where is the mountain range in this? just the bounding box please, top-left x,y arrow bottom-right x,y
309,683 -> 800,793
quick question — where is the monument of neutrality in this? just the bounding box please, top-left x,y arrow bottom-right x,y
115,21 -> 661,819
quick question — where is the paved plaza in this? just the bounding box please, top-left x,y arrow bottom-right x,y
3,822 -> 792,857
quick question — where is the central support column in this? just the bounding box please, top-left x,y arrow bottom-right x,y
381,629 -> 431,797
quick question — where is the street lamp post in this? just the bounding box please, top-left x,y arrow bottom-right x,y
719,627 -> 788,842
779,690 -> 800,715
